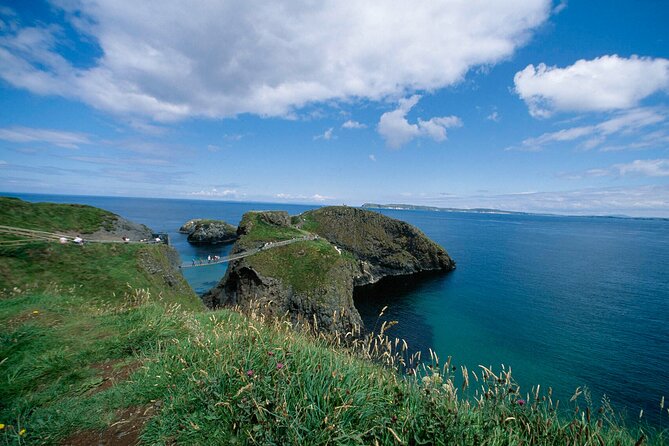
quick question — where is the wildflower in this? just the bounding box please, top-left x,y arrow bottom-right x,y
517,399 -> 526,406
276,363 -> 284,370
267,351 -> 274,356
32,310 -> 39,315
0,423 -> 4,430
19,428 -> 26,436
246,369 -> 254,377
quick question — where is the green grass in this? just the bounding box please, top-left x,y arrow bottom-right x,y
238,214 -> 307,247
0,242 -> 202,312
3,285 -> 665,445
1,200 -> 667,444
249,239 -> 356,296
0,197 -> 117,234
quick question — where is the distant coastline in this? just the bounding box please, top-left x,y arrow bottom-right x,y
361,203 -> 669,222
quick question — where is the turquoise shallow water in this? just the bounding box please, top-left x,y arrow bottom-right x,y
8,193 -> 669,424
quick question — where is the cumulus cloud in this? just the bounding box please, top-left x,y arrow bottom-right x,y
342,120 -> 367,129
0,1 -> 550,121
514,108 -> 667,151
514,55 -> 669,117
0,126 -> 90,148
377,95 -> 462,148
369,154 -> 377,162
487,111 -> 500,122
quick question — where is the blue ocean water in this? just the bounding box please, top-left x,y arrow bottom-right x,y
6,193 -> 669,423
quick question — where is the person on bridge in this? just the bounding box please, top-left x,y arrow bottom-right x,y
73,235 -> 83,245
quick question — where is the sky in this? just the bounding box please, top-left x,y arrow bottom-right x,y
1,1 -> 668,217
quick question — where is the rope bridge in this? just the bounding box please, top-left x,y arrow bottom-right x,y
180,235 -> 316,268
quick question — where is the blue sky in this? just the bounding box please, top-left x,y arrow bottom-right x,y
1,1 -> 668,216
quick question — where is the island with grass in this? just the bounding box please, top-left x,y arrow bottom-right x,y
0,197 -> 659,445
203,206 -> 455,333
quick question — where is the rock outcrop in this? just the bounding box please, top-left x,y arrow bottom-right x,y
87,215 -> 153,241
296,206 -> 455,285
180,219 -> 238,244
179,219 -> 203,234
203,207 -> 455,333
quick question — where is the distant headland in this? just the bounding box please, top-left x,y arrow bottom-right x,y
362,203 -> 669,221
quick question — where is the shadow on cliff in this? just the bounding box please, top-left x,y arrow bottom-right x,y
353,270 -> 454,359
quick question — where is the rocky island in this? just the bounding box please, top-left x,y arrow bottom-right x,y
179,218 -> 238,244
203,206 -> 455,333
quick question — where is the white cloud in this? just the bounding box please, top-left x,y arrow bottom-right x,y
487,111 -> 500,122
0,126 -> 90,148
369,154 -> 377,162
615,159 -> 669,177
561,159 -> 669,179
0,1 -> 551,121
274,192 -> 334,202
190,188 -> 239,198
342,120 -> 367,129
314,128 -> 334,140
515,108 -> 667,151
514,55 -> 669,117
553,1 -> 568,14
396,185 -> 669,217
377,95 -> 462,148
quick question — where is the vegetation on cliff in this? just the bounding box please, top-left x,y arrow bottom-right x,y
296,206 -> 455,284
0,197 -> 117,234
207,207 -> 455,333
203,210 -> 362,333
0,199 -> 665,444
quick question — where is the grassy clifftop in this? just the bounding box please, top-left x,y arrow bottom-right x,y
0,196 -> 116,234
233,211 -> 357,295
0,199 -> 664,444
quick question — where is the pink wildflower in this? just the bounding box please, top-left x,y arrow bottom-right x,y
276,363 -> 284,370
517,399 -> 526,406
246,369 -> 254,377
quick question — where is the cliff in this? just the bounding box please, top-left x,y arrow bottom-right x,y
180,218 -> 238,244
203,207 -> 454,332
296,206 -> 455,285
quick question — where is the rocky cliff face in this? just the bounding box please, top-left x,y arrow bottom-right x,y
87,215 -> 153,241
203,207 -> 454,333
180,219 -> 238,244
179,219 -> 203,234
296,206 -> 455,285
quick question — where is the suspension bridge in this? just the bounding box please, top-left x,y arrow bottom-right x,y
180,235 -> 316,268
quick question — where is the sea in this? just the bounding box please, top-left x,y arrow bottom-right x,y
6,193 -> 669,425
